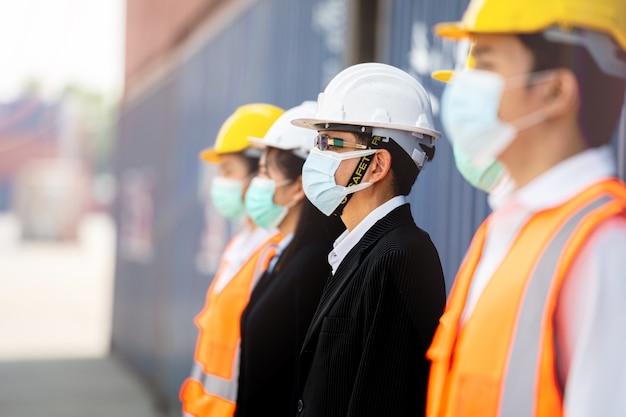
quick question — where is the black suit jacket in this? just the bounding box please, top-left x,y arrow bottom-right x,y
235,239 -> 333,417
296,204 -> 446,417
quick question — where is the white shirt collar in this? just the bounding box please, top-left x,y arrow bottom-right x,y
266,233 -> 293,273
328,195 -> 407,275
490,146 -> 616,213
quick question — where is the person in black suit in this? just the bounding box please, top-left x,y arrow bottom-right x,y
291,63 -> 447,417
235,102 -> 345,417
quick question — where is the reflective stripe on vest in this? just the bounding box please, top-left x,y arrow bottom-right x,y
500,195 -> 611,416
190,349 -> 240,403
426,179 -> 626,417
180,233 -> 281,417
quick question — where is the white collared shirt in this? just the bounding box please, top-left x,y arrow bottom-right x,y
213,225 -> 275,293
462,145 -> 626,416
328,195 -> 407,275
266,233 -> 294,274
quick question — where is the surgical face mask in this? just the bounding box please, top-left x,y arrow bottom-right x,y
210,177 -> 245,220
452,145 -> 506,192
302,148 -> 376,216
244,177 -> 293,230
441,69 -> 549,164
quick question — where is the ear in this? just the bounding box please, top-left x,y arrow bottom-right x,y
290,176 -> 306,202
366,149 -> 392,183
542,69 -> 579,119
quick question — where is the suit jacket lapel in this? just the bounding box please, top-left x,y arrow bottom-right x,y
301,249 -> 362,349
301,204 -> 413,351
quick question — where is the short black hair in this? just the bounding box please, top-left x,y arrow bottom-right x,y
517,33 -> 626,147
356,132 -> 431,196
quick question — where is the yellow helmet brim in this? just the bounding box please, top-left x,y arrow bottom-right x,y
431,69 -> 454,83
434,21 -> 472,40
199,148 -> 222,164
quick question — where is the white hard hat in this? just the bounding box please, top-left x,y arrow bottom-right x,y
291,62 -> 441,168
249,101 -> 318,159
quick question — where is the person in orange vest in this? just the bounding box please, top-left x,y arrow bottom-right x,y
180,103 -> 284,417
234,101 -> 345,417
427,1 -> 626,416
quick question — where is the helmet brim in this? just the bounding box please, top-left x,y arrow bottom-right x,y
291,118 -> 441,140
199,148 -> 221,163
434,21 -> 471,39
200,145 -> 263,163
247,136 -> 266,149
431,69 -> 454,83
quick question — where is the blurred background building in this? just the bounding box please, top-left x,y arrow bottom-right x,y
0,0 -> 624,416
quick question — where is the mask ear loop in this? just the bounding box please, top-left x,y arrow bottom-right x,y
276,177 -> 303,210
332,135 -> 385,217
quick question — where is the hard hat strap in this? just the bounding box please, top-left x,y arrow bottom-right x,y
543,26 -> 626,80
332,135 -> 385,217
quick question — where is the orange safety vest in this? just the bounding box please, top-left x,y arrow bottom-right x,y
426,179 -> 626,417
180,232 -> 282,417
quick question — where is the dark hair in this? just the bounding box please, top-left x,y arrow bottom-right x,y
273,197 -> 345,273
265,147 -> 304,182
265,146 -> 345,272
517,33 -> 626,147
242,155 -> 260,176
356,132 -> 428,196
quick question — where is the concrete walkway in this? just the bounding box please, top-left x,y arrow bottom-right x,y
0,213 -> 169,416
0,356 -> 168,417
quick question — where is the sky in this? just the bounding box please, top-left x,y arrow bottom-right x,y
0,0 -> 125,100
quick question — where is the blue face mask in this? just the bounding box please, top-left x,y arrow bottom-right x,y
452,145 -> 506,192
244,177 -> 291,230
210,177 -> 245,220
302,148 -> 376,216
441,69 -> 547,164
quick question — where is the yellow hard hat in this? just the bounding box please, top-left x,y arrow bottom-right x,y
435,0 -> 626,49
200,103 -> 284,163
434,0 -> 626,79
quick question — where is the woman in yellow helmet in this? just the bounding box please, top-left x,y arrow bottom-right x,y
180,103 -> 284,417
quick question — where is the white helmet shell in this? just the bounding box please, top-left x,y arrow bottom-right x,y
249,101 -> 317,159
291,62 -> 441,139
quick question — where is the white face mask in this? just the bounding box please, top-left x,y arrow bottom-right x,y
441,69 -> 549,164
302,148 -> 376,216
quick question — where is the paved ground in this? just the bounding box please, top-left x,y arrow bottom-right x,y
0,356 -> 168,417
0,213 -> 169,417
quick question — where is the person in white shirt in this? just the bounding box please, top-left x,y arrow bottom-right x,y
426,1 -> 626,416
